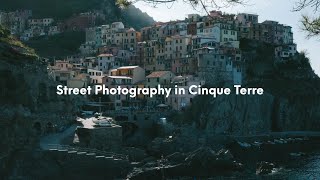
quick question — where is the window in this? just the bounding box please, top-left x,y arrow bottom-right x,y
157,78 -> 159,82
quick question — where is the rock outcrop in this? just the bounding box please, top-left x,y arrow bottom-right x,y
0,27 -> 84,178
127,147 -> 242,179
180,45 -> 320,136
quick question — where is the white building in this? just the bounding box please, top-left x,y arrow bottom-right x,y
275,43 -> 297,59
200,25 -> 221,42
111,22 -> 124,33
216,23 -> 238,42
28,18 -> 54,27
97,53 -> 115,73
88,69 -> 105,84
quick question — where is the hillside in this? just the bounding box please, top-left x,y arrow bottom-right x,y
25,31 -> 85,57
0,0 -> 154,29
0,25 -> 82,158
0,0 -> 155,57
0,25 -> 37,61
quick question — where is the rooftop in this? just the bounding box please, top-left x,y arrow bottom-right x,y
108,76 -> 132,79
117,66 -> 139,70
98,53 -> 113,57
147,71 -> 172,78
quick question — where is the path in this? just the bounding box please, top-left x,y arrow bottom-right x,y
40,124 -> 78,150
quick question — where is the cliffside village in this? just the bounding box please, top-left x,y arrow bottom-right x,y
0,10 -> 298,111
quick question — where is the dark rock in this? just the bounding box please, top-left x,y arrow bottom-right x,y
184,147 -> 242,175
256,161 -> 275,175
166,152 -> 186,163
125,147 -> 148,162
216,149 -> 234,160
127,147 -> 243,179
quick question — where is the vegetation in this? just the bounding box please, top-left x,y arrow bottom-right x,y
242,39 -> 320,99
26,31 -> 85,58
121,5 -> 155,30
0,0 -> 104,19
293,0 -> 320,37
0,25 -> 37,60
0,0 -> 155,57
0,0 -> 154,29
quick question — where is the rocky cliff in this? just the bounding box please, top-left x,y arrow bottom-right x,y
0,26 -> 83,158
196,92 -> 320,135
178,41 -> 320,135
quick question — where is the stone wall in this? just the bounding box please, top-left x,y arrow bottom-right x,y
76,125 -> 122,151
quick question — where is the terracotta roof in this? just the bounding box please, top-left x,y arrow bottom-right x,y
147,71 -> 172,78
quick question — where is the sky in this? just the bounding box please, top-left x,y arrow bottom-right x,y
134,0 -> 320,76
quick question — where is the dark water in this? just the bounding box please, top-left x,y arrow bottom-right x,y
231,152 -> 320,179
211,152 -> 320,179
270,152 -> 320,179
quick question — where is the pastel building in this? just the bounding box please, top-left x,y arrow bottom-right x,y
166,75 -> 205,111
146,71 -> 175,105
197,47 -> 243,85
104,66 -> 146,110
48,60 -> 75,84
97,53 -> 115,73
88,69 -> 105,84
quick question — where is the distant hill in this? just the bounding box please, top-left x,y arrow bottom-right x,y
0,0 -> 154,30
0,0 -> 155,57
0,0 -> 108,19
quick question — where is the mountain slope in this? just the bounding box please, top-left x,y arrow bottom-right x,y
0,0 -> 154,29
0,0 -> 155,57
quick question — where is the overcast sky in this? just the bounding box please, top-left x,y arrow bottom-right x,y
134,0 -> 320,75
